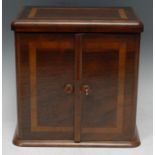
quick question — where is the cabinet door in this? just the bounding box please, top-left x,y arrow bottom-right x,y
81,34 -> 140,141
16,33 -> 75,140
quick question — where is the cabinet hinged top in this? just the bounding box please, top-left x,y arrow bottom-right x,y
11,6 -> 144,32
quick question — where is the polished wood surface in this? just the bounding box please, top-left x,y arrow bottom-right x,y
12,7 -> 143,147
74,34 -> 83,142
11,7 -> 143,32
15,33 -> 75,140
13,127 -> 140,147
81,34 -> 140,141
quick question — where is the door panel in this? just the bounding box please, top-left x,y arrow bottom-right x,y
82,50 -> 119,128
81,34 -> 139,141
17,33 -> 75,140
36,50 -> 74,128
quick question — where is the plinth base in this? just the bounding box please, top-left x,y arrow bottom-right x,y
13,127 -> 140,147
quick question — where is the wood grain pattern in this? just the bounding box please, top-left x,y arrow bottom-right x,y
27,7 -> 128,20
13,126 -> 140,147
29,41 -> 74,133
29,43 -> 38,131
116,43 -> 126,132
11,7 -> 143,147
74,34 -> 83,142
81,40 -> 126,135
15,33 -> 22,137
11,7 -> 143,32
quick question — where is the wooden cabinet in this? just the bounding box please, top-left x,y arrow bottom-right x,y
11,7 -> 143,147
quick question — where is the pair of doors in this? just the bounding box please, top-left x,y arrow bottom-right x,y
17,33 -> 139,142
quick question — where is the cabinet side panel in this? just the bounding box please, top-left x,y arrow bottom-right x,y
123,34 -> 141,138
15,33 -> 31,138
15,32 -> 21,137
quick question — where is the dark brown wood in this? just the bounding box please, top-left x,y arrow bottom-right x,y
13,126 -> 140,147
15,33 -> 75,140
81,34 -> 139,141
11,7 -> 143,33
74,34 -> 83,142
12,7 -> 143,147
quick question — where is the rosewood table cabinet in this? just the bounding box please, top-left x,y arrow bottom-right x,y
11,7 -> 143,147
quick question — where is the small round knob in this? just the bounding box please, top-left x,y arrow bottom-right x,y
82,85 -> 90,96
64,84 -> 73,94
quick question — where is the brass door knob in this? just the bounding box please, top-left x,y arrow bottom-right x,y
82,85 -> 90,96
64,84 -> 74,94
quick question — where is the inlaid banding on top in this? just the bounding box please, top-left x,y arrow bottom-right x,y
118,9 -> 128,19
28,8 -> 37,18
27,7 -> 128,20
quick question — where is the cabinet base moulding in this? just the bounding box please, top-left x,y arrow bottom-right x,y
13,127 -> 140,148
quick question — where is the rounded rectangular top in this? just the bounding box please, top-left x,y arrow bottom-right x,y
11,6 -> 144,32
